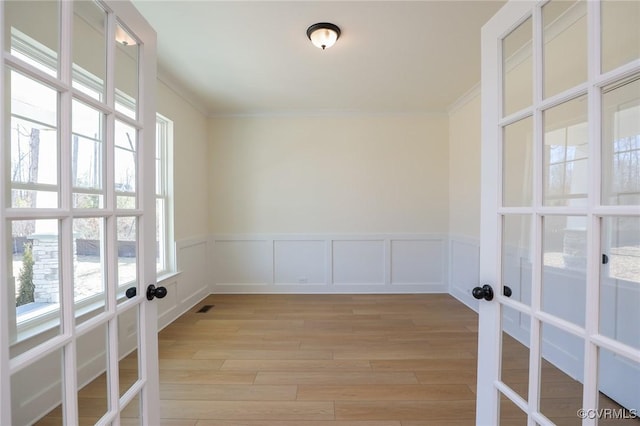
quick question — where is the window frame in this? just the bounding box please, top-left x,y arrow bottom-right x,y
154,113 -> 174,278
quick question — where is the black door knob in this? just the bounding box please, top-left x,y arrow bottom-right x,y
146,284 -> 168,301
472,284 -> 494,301
155,286 -> 167,299
125,287 -> 137,299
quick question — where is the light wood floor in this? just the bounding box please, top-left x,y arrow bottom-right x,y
154,294 -> 479,426
37,294 -> 637,425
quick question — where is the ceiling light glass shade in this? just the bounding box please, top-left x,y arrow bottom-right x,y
115,24 -> 137,46
307,23 -> 341,50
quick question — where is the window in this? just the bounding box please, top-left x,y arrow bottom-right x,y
155,115 -> 174,276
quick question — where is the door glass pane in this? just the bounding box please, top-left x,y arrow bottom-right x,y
73,1 -> 106,100
500,392 -> 528,425
77,324 -> 109,424
73,99 -> 104,209
115,22 -> 138,120
543,96 -> 588,207
600,216 -> 640,350
542,0 -> 587,99
10,70 -> 59,209
602,1 -> 640,74
115,120 -> 137,209
503,16 -> 532,117
503,117 -> 533,207
12,349 -> 63,426
502,214 -> 533,305
539,322 -> 584,425
118,307 -> 140,397
74,218 -> 106,324
602,76 -> 640,206
542,215 -> 587,327
156,198 -> 166,273
597,347 -> 640,423
10,219 -> 62,358
121,393 -> 141,425
117,217 -> 138,294
4,1 -> 58,76
501,307 -> 530,401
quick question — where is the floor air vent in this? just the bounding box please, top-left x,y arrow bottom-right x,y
196,305 -> 214,313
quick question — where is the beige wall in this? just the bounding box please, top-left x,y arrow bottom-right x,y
209,114 -> 449,234
157,81 -> 209,241
448,92 -> 481,239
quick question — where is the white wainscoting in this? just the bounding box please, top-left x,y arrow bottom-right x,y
211,234 -> 448,294
158,236 -> 210,330
448,235 -> 480,311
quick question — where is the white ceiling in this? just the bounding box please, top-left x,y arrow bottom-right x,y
133,1 -> 505,116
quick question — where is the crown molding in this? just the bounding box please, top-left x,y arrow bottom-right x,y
157,64 -> 210,116
447,82 -> 480,115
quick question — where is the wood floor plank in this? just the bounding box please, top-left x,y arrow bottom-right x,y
414,370 -> 477,385
333,348 -> 476,360
158,359 -> 226,370
335,401 -> 476,421
254,371 -> 419,385
297,384 -> 476,401
160,370 -> 257,384
165,340 -> 302,351
370,359 -> 477,371
161,384 -> 297,401
195,319 -> 306,330
193,349 -> 333,360
221,359 -> 371,372
160,400 -> 335,421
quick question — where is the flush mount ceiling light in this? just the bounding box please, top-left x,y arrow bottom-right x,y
306,22 -> 341,50
115,24 -> 137,46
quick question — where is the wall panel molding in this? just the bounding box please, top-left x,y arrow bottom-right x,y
157,236 -> 210,330
449,235 -> 480,312
211,234 -> 448,294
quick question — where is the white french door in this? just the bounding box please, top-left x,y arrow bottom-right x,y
477,0 -> 639,425
1,1 -> 160,425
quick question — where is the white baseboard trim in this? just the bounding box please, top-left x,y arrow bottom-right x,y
212,283 -> 448,294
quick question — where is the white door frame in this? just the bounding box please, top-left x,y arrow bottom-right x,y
0,1 -> 159,424
477,3 -> 536,423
